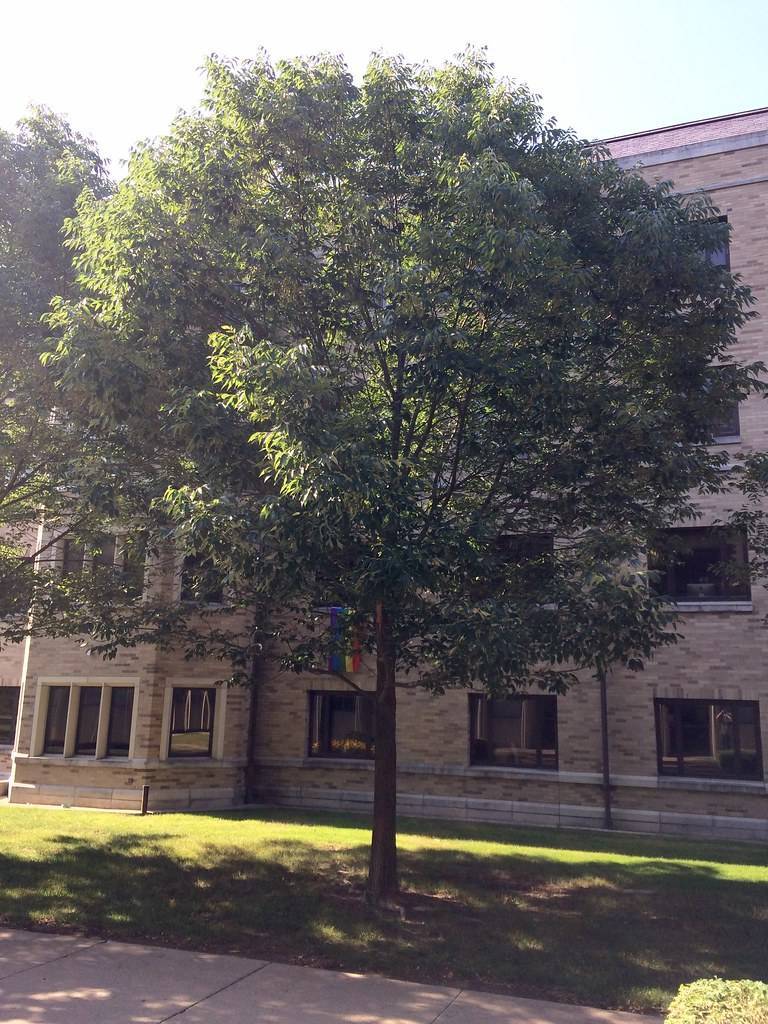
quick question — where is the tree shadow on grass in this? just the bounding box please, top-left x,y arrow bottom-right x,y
0,826 -> 765,1013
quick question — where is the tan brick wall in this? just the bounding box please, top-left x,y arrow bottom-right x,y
10,625 -> 252,811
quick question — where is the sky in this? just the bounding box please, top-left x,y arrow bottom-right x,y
2,0 -> 768,176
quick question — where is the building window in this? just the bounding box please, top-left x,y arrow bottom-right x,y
106,687 -> 134,757
0,687 -> 20,745
709,216 -> 730,270
168,686 -> 217,757
707,364 -> 741,442
309,691 -> 375,759
475,533 -> 554,597
74,686 -> 101,755
61,534 -> 145,598
500,533 -> 554,562
180,555 -> 224,605
91,535 -> 117,570
61,540 -> 84,575
497,534 -> 554,579
655,698 -> 763,780
711,400 -> 740,442
38,683 -> 136,758
43,686 -> 70,754
119,537 -> 146,598
648,527 -> 750,602
469,694 -> 558,769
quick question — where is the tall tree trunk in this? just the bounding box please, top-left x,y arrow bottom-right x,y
598,665 -> 613,830
367,601 -> 398,906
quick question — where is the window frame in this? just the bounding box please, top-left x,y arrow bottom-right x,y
654,697 -> 763,781
33,680 -> 138,759
648,526 -> 751,604
74,685 -> 102,756
42,685 -> 71,755
91,534 -> 117,571
708,214 -> 731,271
60,539 -> 85,575
105,686 -> 135,757
0,686 -> 21,746
468,692 -> 559,771
163,683 -> 223,760
307,690 -> 376,760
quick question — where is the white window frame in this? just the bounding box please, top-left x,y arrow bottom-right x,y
31,677 -> 140,760
159,679 -> 227,761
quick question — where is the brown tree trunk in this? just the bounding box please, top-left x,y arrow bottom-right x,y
598,665 -> 613,830
367,601 -> 398,906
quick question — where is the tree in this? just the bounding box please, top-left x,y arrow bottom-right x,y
46,51 -> 761,905
0,107 -> 113,625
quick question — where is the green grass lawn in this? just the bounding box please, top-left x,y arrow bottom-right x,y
0,805 -> 766,1014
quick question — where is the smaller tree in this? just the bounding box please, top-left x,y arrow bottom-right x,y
0,107 -> 113,629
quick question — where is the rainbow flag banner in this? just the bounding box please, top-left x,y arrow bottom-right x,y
328,606 -> 361,673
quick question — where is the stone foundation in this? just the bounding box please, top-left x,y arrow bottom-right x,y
253,759 -> 768,842
9,754 -> 247,812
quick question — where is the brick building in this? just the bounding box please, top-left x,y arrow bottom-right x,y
2,108 -> 768,839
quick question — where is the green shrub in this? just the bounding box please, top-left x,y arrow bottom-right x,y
666,979 -> 768,1023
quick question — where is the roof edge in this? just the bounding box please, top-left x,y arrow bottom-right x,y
599,105 -> 768,145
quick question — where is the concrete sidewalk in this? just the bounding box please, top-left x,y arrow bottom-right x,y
0,928 -> 663,1024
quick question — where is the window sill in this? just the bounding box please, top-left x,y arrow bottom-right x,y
711,435 -> 741,445
302,757 -> 374,771
165,756 -> 221,764
658,775 -> 766,794
24,754 -> 135,766
672,601 -> 752,613
464,764 -> 558,780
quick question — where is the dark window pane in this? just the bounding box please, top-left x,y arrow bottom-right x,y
709,242 -> 730,268
74,687 -> 101,755
711,401 -> 740,440
0,687 -> 20,745
107,687 -> 134,756
169,686 -> 216,757
680,702 -> 720,776
656,699 -> 762,780
180,555 -> 223,605
735,704 -> 762,778
707,364 -> 741,440
657,701 -> 679,774
470,695 -> 558,769
92,535 -> 116,570
648,528 -> 750,601
708,215 -> 730,270
120,538 -> 146,599
498,534 -> 554,580
475,533 -> 555,597
500,534 -> 555,562
309,692 -> 375,759
43,686 -> 70,754
61,540 -> 84,575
